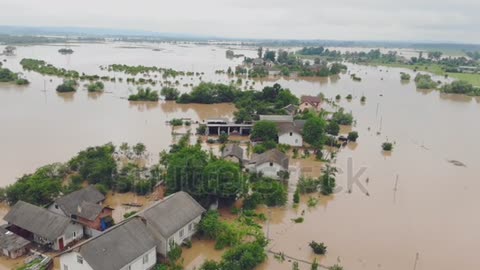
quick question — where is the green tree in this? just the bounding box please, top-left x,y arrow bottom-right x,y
161,87 -> 180,100
264,50 -> 276,62
251,121 -> 278,142
347,131 -> 359,142
320,165 -> 337,195
203,160 -> 244,201
326,121 -> 340,136
303,116 -> 327,147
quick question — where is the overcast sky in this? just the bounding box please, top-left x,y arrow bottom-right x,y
2,0 -> 479,43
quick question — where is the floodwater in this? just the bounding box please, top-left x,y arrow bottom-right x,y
1,43 -> 480,270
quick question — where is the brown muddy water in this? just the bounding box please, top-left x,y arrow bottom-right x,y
1,43 -> 480,270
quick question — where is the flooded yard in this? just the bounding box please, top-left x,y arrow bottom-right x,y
1,43 -> 480,270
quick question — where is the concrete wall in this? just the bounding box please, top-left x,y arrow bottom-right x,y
279,132 -> 303,147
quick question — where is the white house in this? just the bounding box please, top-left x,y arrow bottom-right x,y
138,191 -> 206,257
248,149 -> 289,179
277,120 -> 306,147
59,217 -> 156,270
4,201 -> 83,251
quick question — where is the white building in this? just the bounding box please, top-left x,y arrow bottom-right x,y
4,201 -> 83,251
277,120 -> 306,147
59,217 -> 157,270
138,191 -> 206,257
248,149 -> 289,179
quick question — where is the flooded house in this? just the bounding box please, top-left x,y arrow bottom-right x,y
277,120 -> 305,147
221,144 -> 244,164
4,201 -> 84,251
59,217 -> 157,270
299,95 -> 322,112
205,118 -> 252,136
48,186 -> 114,237
0,225 -> 30,259
248,149 -> 289,179
137,191 -> 205,257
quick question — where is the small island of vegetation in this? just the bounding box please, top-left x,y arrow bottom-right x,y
128,87 -> 159,101
56,79 -> 78,92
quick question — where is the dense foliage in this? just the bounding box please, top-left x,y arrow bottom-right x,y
56,79 -> 78,92
440,80 -> 480,96
160,87 -> 180,100
128,87 -> 159,101
177,82 -> 241,104
414,74 -> 438,89
87,81 -> 104,92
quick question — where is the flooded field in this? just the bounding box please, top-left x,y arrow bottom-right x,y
1,43 -> 480,270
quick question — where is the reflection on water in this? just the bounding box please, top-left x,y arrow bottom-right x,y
1,43 -> 480,270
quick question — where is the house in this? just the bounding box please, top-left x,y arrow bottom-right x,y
4,201 -> 83,251
248,149 -> 289,179
282,104 -> 298,115
222,144 -> 244,164
48,186 -> 114,236
259,115 -> 293,122
300,95 -> 322,111
252,58 -> 264,66
0,225 -> 30,259
59,217 -> 156,270
138,191 -> 205,257
277,120 -> 306,147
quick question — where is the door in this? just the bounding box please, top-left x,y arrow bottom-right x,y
58,237 -> 64,250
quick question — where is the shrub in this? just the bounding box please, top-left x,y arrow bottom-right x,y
326,121 -> 340,136
170,119 -> 184,126
15,78 -> 30,85
292,217 -> 304,223
56,79 -> 77,92
347,131 -> 359,142
382,142 -> 393,151
293,188 -> 300,204
400,72 -> 411,81
160,87 -> 180,100
309,241 -> 327,255
87,81 -> 104,92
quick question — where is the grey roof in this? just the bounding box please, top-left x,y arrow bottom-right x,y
282,104 -> 298,115
4,201 -> 72,242
277,120 -> 306,135
0,225 -> 30,252
74,218 -> 156,270
259,115 -> 293,122
301,95 -> 322,104
222,144 -> 244,160
138,191 -> 206,238
250,148 -> 289,170
55,185 -> 105,220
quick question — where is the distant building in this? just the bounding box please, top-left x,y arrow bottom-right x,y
277,120 -> 306,147
138,191 -> 206,257
300,95 -> 322,111
0,225 -> 30,259
252,58 -> 264,66
282,104 -> 298,115
458,66 -> 479,74
259,115 -> 293,122
48,186 -> 114,236
59,217 -> 157,270
205,118 -> 252,136
4,201 -> 83,251
248,149 -> 289,179
222,144 -> 244,164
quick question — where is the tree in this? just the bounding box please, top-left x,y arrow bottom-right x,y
165,145 -> 209,196
331,109 -> 354,125
293,188 -> 300,204
133,143 -> 146,157
382,142 -> 393,151
251,178 -> 287,207
221,241 -> 267,270
264,50 -> 276,62
320,165 -> 337,195
309,241 -> 327,255
218,133 -> 229,144
257,47 -> 263,59
347,131 -> 359,142
203,160 -> 244,201
251,121 -> 278,142
56,79 -> 77,92
5,164 -> 65,205
326,121 -> 340,136
303,116 -> 327,147
160,87 -> 180,100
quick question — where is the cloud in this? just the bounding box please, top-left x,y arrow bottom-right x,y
1,0 -> 479,43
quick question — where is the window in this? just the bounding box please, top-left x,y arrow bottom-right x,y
77,255 -> 83,264
188,223 -> 193,232
143,254 -> 149,264
290,132 -> 293,136
55,204 -> 59,209
63,265 -> 68,270
179,228 -> 184,238
269,162 -> 273,167
73,231 -> 76,238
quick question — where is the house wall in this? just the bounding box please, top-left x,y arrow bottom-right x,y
256,162 -> 285,179
279,132 -> 303,147
52,223 -> 84,250
159,215 -> 202,257
60,251 -> 94,270
60,248 -> 156,270
299,102 -> 321,112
